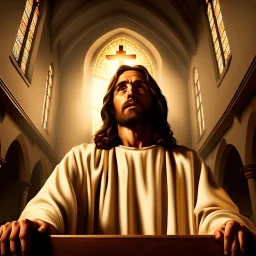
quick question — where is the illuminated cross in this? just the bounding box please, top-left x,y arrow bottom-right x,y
106,45 -> 136,66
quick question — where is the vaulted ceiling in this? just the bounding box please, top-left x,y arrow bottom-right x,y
48,0 -> 199,71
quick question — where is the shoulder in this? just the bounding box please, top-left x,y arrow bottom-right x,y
170,144 -> 198,156
60,143 -> 98,160
168,145 -> 205,166
68,142 -> 109,159
71,142 -> 97,152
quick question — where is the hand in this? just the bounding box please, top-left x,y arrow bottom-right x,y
214,220 -> 247,256
0,219 -> 49,256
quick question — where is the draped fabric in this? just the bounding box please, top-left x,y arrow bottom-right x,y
20,143 -> 256,235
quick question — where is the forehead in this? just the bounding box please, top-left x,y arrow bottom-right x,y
116,70 -> 145,83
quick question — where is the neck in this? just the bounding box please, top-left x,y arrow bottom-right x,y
117,124 -> 153,148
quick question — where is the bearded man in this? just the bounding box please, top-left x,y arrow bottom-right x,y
0,65 -> 256,256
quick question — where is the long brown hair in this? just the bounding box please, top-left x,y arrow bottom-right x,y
93,65 -> 177,149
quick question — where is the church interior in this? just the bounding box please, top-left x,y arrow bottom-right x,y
0,0 -> 256,228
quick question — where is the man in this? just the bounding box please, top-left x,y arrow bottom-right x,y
0,65 -> 255,255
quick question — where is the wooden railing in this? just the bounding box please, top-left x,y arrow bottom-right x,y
31,234 -> 256,256
27,234 -> 246,256
49,235 -> 221,256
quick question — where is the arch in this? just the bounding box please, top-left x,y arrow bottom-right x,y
94,37 -> 155,78
245,112 -> 256,164
214,138 -> 227,184
51,0 -> 195,62
83,29 -> 162,139
59,15 -> 187,72
218,144 -> 252,219
83,29 -> 162,83
91,36 -> 156,134
0,139 -> 25,221
5,134 -> 30,181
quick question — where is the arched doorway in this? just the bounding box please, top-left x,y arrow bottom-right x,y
220,144 -> 252,220
0,141 -> 23,223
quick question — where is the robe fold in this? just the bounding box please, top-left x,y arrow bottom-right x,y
19,143 -> 256,235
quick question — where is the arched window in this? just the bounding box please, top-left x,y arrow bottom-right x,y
194,68 -> 205,137
92,37 -> 154,136
205,0 -> 231,75
12,0 -> 40,74
42,64 -> 53,131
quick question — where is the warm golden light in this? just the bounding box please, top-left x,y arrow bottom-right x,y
92,37 -> 154,135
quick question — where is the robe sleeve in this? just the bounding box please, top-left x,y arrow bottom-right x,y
194,159 -> 256,236
19,146 -> 85,234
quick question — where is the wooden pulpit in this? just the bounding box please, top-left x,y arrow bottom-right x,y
30,234 -> 256,256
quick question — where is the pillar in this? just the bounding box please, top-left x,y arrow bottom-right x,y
241,164 -> 256,226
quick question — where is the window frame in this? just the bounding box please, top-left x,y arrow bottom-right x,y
42,64 -> 54,133
204,0 -> 232,86
11,0 -> 41,81
193,68 -> 205,140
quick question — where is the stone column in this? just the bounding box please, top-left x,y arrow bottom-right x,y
241,164 -> 256,226
18,181 -> 31,215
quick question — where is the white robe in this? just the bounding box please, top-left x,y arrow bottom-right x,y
20,143 -> 256,235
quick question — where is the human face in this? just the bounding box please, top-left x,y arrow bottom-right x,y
112,70 -> 153,127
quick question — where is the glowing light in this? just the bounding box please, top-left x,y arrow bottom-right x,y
92,37 -> 154,135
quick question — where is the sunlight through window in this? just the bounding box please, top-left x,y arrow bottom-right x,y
12,0 -> 40,74
92,37 -> 154,136
194,68 -> 205,137
205,0 -> 231,75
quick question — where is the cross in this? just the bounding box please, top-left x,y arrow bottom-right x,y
106,45 -> 136,66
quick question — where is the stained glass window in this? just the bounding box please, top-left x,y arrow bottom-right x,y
205,0 -> 231,75
42,64 -> 53,131
92,37 -> 154,135
12,0 -> 40,74
194,68 -> 205,137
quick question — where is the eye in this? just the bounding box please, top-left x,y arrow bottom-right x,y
134,80 -> 147,89
136,82 -> 147,91
117,85 -> 126,92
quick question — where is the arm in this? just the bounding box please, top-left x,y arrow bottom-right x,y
214,220 -> 248,256
0,145 -> 85,255
194,162 -> 256,255
19,146 -> 83,234
0,219 -> 56,255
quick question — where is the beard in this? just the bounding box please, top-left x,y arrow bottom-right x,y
115,107 -> 151,127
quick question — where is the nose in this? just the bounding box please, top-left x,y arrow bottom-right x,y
127,84 -> 135,99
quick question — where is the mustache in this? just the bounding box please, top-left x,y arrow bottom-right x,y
122,98 -> 142,111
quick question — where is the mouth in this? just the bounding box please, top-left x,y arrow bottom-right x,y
123,102 -> 141,110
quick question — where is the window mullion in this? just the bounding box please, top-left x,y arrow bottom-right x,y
18,1 -> 36,66
210,0 -> 225,72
